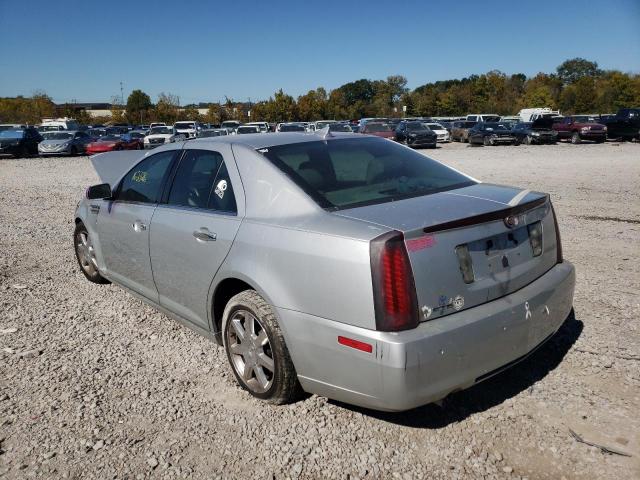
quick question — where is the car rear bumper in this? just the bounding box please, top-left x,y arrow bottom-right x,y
279,261 -> 575,412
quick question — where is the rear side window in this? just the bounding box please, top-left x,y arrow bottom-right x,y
260,137 -> 474,210
167,149 -> 237,213
117,151 -> 175,203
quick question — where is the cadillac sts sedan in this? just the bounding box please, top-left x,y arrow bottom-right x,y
74,132 -> 575,411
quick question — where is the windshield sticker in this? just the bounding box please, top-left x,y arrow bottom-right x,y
214,180 -> 227,199
132,171 -> 148,183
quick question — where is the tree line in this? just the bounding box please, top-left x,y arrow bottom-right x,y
1,58 -> 638,125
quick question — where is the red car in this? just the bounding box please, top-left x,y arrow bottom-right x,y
85,134 -> 143,155
552,115 -> 607,144
361,122 -> 396,140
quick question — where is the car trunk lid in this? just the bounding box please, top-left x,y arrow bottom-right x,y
336,183 -> 559,321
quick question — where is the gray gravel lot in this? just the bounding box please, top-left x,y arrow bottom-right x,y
1,141 -> 639,479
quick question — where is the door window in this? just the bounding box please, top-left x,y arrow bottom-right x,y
116,150 -> 175,203
168,149 -> 223,209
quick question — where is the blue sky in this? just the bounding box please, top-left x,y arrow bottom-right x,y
1,0 -> 639,104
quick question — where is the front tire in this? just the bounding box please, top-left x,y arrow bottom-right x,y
571,132 -> 581,144
483,136 -> 491,146
74,222 -> 109,284
222,290 -> 302,404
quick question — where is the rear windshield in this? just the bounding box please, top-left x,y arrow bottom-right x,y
365,123 -> 391,132
279,124 -> 305,132
259,137 -> 474,210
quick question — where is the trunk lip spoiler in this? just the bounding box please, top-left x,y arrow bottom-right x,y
422,194 -> 549,234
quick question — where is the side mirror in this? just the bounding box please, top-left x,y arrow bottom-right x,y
86,183 -> 112,200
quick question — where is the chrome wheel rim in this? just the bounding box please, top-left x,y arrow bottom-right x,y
226,310 -> 275,394
76,230 -> 98,275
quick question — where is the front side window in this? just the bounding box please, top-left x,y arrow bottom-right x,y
168,150 -> 223,209
117,150 -> 175,203
260,137 -> 474,210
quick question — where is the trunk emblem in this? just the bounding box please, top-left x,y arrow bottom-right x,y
525,301 -> 532,320
421,305 -> 433,319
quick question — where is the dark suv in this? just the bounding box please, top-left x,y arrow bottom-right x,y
0,127 -> 42,158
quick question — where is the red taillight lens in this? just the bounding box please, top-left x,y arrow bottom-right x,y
370,231 -> 419,331
551,202 -> 563,263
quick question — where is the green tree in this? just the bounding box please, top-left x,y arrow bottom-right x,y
153,92 -> 180,123
126,89 -> 152,124
556,58 -> 601,85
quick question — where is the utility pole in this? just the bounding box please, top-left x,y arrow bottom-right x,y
120,81 -> 124,105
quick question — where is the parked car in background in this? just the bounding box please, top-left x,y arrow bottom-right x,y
236,125 -> 261,135
144,126 -> 186,149
468,122 -> 517,146
198,128 -> 229,138
174,121 -> 203,139
0,124 -> 27,131
86,134 -> 142,154
552,116 -> 607,144
361,122 -> 395,140
106,126 -> 130,136
87,128 -> 107,138
436,121 -> 453,133
327,123 -> 354,133
244,122 -> 270,133
599,108 -> 640,141
276,123 -> 305,132
511,119 -> 557,145
423,122 -> 450,142
499,116 -> 521,130
221,121 -> 241,133
466,114 -> 501,123
149,122 -> 166,129
75,133 -> 574,412
38,130 -> 93,155
395,121 -> 437,148
0,127 -> 42,157
313,120 -> 336,131
451,121 -> 477,142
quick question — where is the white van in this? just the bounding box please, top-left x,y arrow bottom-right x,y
518,108 -> 561,122
40,118 -> 80,131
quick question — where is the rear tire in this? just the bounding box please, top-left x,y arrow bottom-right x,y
70,146 -> 78,156
74,222 -> 109,284
571,132 -> 581,144
222,290 -> 302,404
524,135 -> 532,145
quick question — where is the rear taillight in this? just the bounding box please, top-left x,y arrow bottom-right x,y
370,231 -> 419,331
551,203 -> 563,263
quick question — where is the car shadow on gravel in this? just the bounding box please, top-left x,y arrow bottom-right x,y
331,309 -> 583,429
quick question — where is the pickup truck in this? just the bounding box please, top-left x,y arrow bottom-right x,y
552,116 -> 607,144
599,108 -> 640,141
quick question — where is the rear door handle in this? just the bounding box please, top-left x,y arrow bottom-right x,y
193,228 -> 217,242
131,220 -> 147,232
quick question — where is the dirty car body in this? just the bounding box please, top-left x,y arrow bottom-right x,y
74,132 -> 575,411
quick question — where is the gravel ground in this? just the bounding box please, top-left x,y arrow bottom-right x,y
1,141 -> 639,479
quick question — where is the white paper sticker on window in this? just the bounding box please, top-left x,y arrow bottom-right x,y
214,179 -> 227,199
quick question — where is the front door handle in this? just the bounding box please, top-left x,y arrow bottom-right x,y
193,228 -> 217,242
132,220 -> 147,232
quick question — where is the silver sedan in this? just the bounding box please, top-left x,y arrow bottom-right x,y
74,132 -> 575,411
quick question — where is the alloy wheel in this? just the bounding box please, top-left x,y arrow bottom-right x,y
76,229 -> 98,276
226,309 -> 275,394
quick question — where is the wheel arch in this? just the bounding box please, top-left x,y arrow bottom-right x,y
210,276 -> 274,343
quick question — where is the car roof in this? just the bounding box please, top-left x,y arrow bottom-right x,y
187,131 -> 362,149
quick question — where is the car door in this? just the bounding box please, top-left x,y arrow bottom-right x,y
95,149 -> 178,301
149,146 -> 243,329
